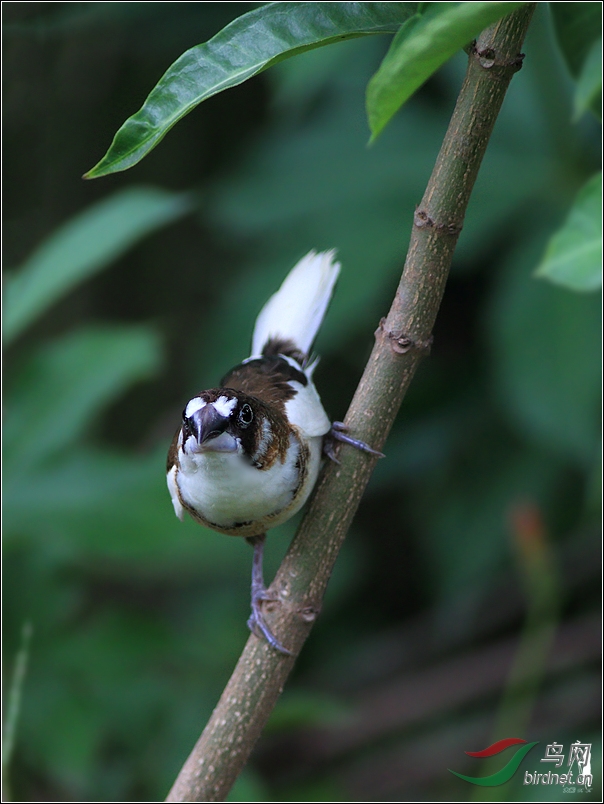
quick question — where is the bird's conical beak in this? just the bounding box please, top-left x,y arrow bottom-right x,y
189,405 -> 229,445
184,404 -> 237,455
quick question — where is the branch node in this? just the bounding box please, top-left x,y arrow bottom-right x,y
414,208 -> 462,235
377,319 -> 434,356
298,605 -> 320,624
471,43 -> 525,73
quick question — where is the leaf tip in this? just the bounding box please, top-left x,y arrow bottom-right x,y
365,111 -> 380,146
367,119 -> 384,146
82,163 -> 104,181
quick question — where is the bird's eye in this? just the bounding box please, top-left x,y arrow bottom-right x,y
238,403 -> 254,428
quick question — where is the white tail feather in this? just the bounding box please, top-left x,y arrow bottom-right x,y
251,250 -> 340,358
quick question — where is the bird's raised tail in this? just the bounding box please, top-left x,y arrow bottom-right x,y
251,250 -> 341,361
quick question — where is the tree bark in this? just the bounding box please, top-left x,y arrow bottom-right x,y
166,5 -> 536,801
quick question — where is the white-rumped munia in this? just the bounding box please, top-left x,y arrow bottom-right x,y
167,250 -> 382,653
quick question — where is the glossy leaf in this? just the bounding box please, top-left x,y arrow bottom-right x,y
84,2 -> 415,178
366,1 -> 527,140
536,172 -> 602,292
3,187 -> 192,343
574,36 -> 602,120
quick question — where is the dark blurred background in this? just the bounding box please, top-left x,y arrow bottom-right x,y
3,3 -> 601,801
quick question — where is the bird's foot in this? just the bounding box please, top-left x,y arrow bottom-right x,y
247,588 -> 292,656
246,533 -> 292,655
324,421 -> 385,464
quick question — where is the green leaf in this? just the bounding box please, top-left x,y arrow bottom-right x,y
3,187 -> 192,343
4,325 -> 162,466
550,2 -> 602,79
491,233 -> 601,465
574,36 -> 602,120
536,172 -> 602,292
84,2 -> 415,179
2,621 -> 33,787
366,1 -> 528,140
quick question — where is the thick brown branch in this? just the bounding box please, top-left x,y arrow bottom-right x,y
166,5 -> 536,801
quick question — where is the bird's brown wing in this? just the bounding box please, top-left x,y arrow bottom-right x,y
221,354 -> 307,416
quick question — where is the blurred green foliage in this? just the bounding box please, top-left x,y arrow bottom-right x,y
3,3 -> 601,802
536,171 -> 602,291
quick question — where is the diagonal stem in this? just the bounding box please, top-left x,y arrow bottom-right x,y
165,5 -> 536,801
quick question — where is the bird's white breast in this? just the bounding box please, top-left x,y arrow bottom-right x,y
173,432 -> 322,532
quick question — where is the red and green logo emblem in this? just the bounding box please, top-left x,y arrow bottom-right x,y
449,738 -> 539,786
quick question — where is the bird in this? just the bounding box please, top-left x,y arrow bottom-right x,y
166,250 -> 382,654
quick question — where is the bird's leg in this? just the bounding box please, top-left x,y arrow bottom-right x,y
324,421 -> 385,464
245,534 -> 292,655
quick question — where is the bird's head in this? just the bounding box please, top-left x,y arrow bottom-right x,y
178,389 -> 291,472
180,392 -> 257,457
